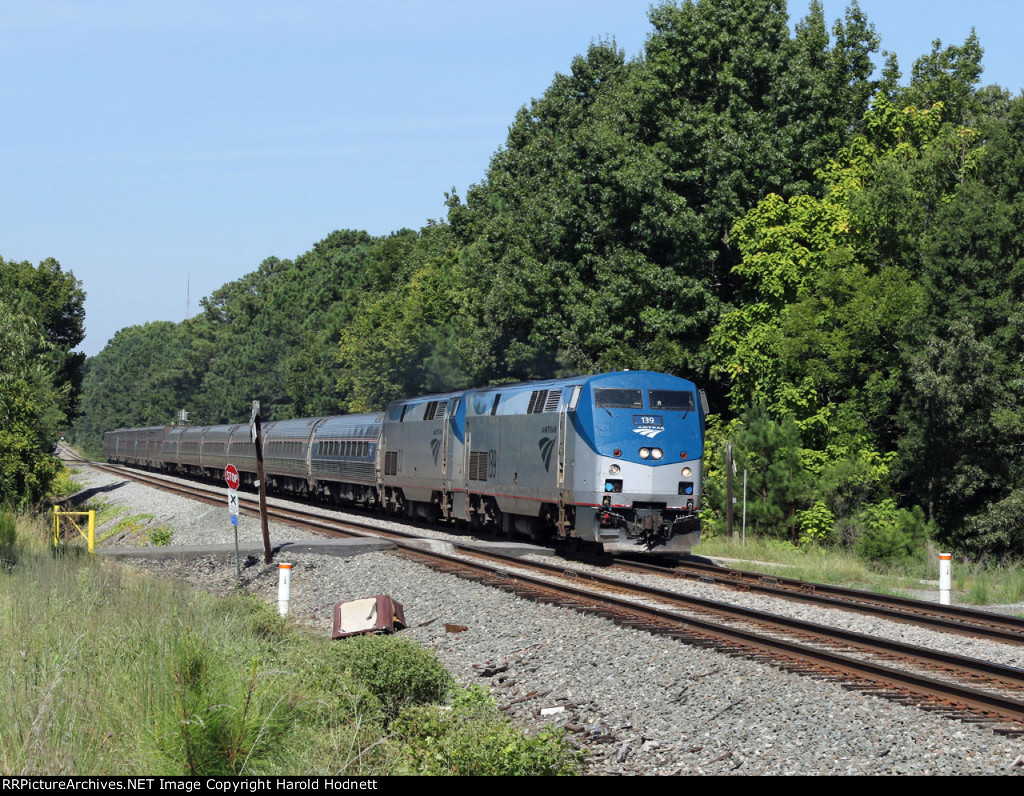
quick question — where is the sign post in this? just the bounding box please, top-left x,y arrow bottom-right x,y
226,464 -> 241,580
250,401 -> 272,565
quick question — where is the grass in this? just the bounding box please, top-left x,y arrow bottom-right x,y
88,498 -> 127,533
694,533 -> 1010,604
953,560 -> 1024,606
0,509 -> 582,776
107,513 -> 173,546
85,504 -> 173,547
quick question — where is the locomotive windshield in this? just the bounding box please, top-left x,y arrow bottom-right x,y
594,389 -> 643,409
648,390 -> 695,411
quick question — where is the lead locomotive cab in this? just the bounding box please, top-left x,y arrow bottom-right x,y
457,370 -> 704,555
567,372 -> 705,555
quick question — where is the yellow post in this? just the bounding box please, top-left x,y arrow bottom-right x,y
51,507 -> 97,554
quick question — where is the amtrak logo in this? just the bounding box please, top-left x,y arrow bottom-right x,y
538,437 -> 555,472
634,427 -> 663,439
473,397 -> 490,416
430,438 -> 441,465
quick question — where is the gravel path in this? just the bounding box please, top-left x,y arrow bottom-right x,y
66,464 -> 1024,775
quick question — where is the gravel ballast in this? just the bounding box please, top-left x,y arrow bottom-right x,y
66,464 -> 1024,775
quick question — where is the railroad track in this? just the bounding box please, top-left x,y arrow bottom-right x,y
63,449 -> 1024,735
599,556 -> 1024,647
399,544 -> 1024,735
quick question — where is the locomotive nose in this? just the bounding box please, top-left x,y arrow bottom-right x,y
600,457 -> 700,510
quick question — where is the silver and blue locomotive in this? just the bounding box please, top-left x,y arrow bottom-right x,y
104,370 -> 705,554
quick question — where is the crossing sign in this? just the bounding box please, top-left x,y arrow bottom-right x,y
227,489 -> 239,516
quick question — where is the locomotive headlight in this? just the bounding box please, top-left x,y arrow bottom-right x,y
651,448 -> 663,460
639,448 -> 651,459
682,467 -> 692,477
608,464 -> 621,475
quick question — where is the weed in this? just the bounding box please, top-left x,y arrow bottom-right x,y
49,467 -> 84,499
999,564 -> 1024,604
390,686 -> 583,775
0,510 -> 581,776
328,635 -> 454,722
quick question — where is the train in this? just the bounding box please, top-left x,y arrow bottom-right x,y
104,370 -> 706,554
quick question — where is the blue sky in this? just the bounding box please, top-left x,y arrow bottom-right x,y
1,1 -> 1019,357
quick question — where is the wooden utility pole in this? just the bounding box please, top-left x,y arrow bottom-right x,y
251,400 -> 272,564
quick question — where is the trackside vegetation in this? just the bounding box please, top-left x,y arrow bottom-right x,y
62,1 -> 1024,565
0,510 -> 582,776
0,257 -> 85,508
695,534 -> 1024,609
0,1 -> 1011,565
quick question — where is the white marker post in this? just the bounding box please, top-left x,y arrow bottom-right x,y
939,552 -> 952,606
278,563 -> 293,616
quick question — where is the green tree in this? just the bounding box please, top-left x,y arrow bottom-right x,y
900,31 -> 985,124
73,229 -> 384,435
0,256 -> 86,505
70,322 -> 185,455
433,1 -> 883,395
337,223 -> 470,410
709,97 -> 960,483
731,406 -> 812,540
892,95 -> 1024,554
897,321 -> 1023,550
0,302 -> 64,505
0,256 -> 86,423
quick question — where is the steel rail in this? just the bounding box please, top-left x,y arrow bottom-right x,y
72,453 -> 1024,647
663,558 -> 1024,644
441,544 -> 1024,692
68,452 -> 1024,731
398,545 -> 1024,730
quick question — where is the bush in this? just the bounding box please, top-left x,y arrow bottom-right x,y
0,507 -> 16,568
732,407 -> 813,541
390,686 -> 583,776
796,500 -> 835,546
148,526 -> 173,546
328,635 -> 454,721
854,500 -> 929,566
960,489 -> 1024,557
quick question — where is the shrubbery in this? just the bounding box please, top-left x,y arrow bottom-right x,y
327,634 -> 455,722
853,501 -> 930,566
153,630 -> 298,775
959,489 -> 1024,556
390,685 -> 583,776
0,508 -> 16,567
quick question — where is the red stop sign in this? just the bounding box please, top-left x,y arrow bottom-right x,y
225,464 -> 240,490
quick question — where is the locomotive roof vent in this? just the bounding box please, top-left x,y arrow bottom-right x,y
528,389 -> 563,414
422,400 -> 445,421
